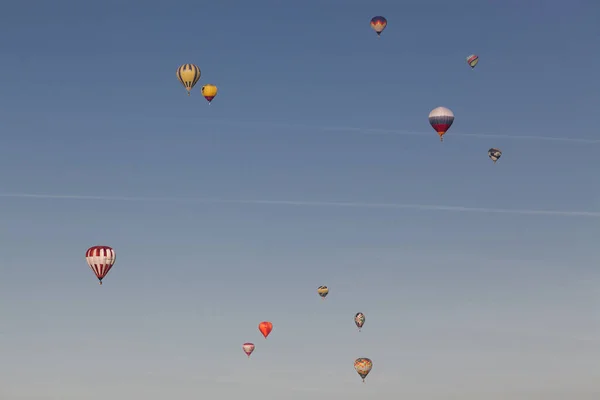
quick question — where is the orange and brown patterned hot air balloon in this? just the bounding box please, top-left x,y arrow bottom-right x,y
354,358 -> 373,382
258,321 -> 273,339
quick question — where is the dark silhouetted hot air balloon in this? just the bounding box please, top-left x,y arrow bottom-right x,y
201,84 -> 218,104
317,286 -> 329,299
85,246 -> 116,285
259,321 -> 273,339
242,342 -> 255,358
354,358 -> 373,382
354,312 -> 365,331
466,54 -> 479,69
176,64 -> 201,95
488,148 -> 502,163
429,106 -> 454,142
370,16 -> 387,37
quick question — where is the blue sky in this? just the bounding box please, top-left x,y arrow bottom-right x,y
1,1 -> 599,399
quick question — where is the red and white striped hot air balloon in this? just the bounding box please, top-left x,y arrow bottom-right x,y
428,106 -> 454,142
85,246 -> 116,285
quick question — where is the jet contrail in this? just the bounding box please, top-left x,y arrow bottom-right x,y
1,193 -> 599,217
41,111 -> 597,144
342,127 -> 600,144
177,118 -> 600,144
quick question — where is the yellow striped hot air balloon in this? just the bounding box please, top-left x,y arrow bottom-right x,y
201,84 -> 218,104
317,286 -> 329,299
176,64 -> 201,95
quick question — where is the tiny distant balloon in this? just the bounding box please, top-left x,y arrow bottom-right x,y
201,84 -> 218,104
259,321 -> 273,339
176,64 -> 201,95
354,358 -> 373,382
428,106 -> 454,142
354,312 -> 365,331
317,286 -> 329,299
370,16 -> 387,37
466,54 -> 479,69
85,246 -> 116,285
242,342 -> 255,358
488,148 -> 502,163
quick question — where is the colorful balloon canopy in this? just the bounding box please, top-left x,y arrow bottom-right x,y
242,342 -> 255,358
201,84 -> 218,103
85,246 -> 116,285
176,64 -> 201,95
428,106 -> 454,142
317,286 -> 329,299
488,148 -> 502,163
354,312 -> 365,331
258,321 -> 273,339
354,358 -> 373,382
370,16 -> 387,36
466,54 -> 479,69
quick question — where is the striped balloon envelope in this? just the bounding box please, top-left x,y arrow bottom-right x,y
428,106 -> 454,142
466,54 -> 479,69
85,246 -> 116,285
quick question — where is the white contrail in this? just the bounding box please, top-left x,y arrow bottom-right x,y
40,111 -> 599,144
1,193 -> 599,217
179,118 -> 600,144
345,127 -> 600,144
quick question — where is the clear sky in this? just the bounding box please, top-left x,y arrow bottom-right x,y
1,1 -> 599,399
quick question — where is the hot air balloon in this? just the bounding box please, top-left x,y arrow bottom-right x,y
354,358 -> 373,382
85,246 -> 116,285
466,54 -> 479,69
201,84 -> 218,104
429,106 -> 454,142
176,64 -> 201,95
354,312 -> 365,331
242,342 -> 255,358
317,286 -> 329,299
370,16 -> 387,37
259,321 -> 273,339
488,148 -> 502,163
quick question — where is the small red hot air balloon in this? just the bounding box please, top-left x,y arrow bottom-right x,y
242,342 -> 255,358
258,321 -> 273,339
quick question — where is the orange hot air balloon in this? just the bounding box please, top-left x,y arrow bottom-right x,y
258,321 -> 273,339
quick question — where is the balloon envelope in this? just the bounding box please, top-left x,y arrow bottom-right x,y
176,64 -> 201,95
370,16 -> 387,35
242,342 -> 255,357
466,54 -> 479,69
201,84 -> 218,103
354,358 -> 373,382
354,312 -> 366,330
259,321 -> 273,338
317,286 -> 329,298
85,246 -> 116,285
488,148 -> 502,163
428,106 -> 454,141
